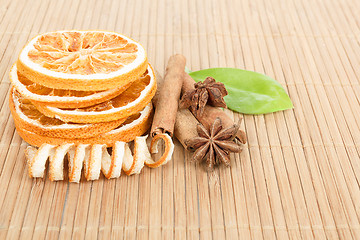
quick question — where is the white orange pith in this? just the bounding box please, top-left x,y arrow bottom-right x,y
17,30 -> 148,91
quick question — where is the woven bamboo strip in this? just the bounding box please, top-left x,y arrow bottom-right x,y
42,2 -> 84,239
227,1 -> 264,239
69,1 -> 102,239
244,6 -> 300,239
3,3 -> 51,239
319,0 -> 360,155
0,0 -> 14,24
76,2 -> 107,239
109,5 -> 131,238
324,0 -> 360,87
5,143 -> 32,240
211,2 -> 241,239
0,0 -> 360,239
237,1 -> 283,239
57,0 -> 100,238
99,2 -> 124,239
288,0 -> 360,233
0,134 -> 23,238
262,7 -> 339,240
0,0 -> 24,51
145,1 -> 164,238
219,1 -> 252,239
201,1 -> 228,239
287,0 -> 360,238
298,0 -> 360,234
162,0 -> 175,239
1,0 -> 56,238
191,1 -> 219,239
111,176 -> 128,239
272,2 -> 355,239
30,1 -> 77,239
256,3 -> 327,239
181,2 -> 201,238
134,1 -> 152,239
144,1 -> 161,239
172,1 -> 187,240
253,1 -> 317,238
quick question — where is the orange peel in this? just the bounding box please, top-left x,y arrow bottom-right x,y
25,144 -> 56,178
68,144 -> 90,183
145,133 -> 174,168
49,143 -> 74,181
101,141 -> 124,179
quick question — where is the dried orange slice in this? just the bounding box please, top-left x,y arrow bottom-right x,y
9,88 -> 126,139
10,65 -> 132,108
33,65 -> 156,123
17,30 -> 148,91
15,103 -> 153,147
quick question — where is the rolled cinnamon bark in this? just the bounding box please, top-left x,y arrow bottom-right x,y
153,69 -> 200,149
150,54 -> 186,137
174,109 -> 200,149
182,73 -> 247,144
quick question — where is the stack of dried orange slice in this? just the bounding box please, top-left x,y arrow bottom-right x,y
10,30 -> 156,146
8,30 -> 168,181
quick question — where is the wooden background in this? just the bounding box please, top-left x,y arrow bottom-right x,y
1,0 -> 360,239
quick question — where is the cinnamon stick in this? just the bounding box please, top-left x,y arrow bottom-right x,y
182,73 -> 247,144
174,109 -> 200,149
153,69 -> 200,149
150,54 -> 186,137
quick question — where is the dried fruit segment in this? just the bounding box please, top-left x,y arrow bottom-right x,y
15,103 -> 153,147
10,65 -> 132,108
33,65 -> 156,123
29,31 -> 137,74
17,30 -> 148,91
9,88 -> 126,139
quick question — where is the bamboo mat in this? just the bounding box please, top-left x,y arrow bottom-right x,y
0,0 -> 360,239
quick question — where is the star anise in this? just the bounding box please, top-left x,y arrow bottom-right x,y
180,77 -> 228,118
185,117 -> 242,170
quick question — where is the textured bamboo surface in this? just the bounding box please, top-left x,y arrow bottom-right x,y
0,0 -> 360,239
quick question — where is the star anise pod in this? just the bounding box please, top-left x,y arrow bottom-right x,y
180,77 -> 228,118
185,117 -> 242,170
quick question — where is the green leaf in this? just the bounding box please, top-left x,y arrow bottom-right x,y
189,68 -> 293,114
